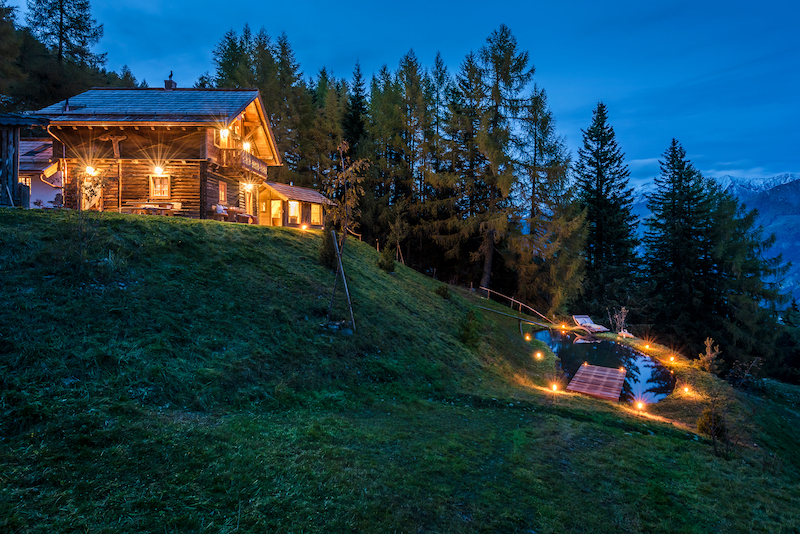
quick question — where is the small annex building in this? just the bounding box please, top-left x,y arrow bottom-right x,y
0,113 -> 50,208
261,181 -> 334,229
31,84 -> 334,225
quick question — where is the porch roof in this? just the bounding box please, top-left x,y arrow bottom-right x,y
264,182 -> 334,205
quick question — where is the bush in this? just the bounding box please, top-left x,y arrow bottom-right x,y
697,408 -> 727,441
319,225 -> 338,270
377,245 -> 395,272
459,310 -> 480,348
434,284 -> 451,300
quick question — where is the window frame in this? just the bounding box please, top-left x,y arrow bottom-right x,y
149,173 -> 171,200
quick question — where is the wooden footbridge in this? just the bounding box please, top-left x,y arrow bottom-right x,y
566,364 -> 626,402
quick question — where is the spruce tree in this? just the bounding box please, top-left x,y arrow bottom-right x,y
26,0 -> 104,67
644,139 -> 786,369
342,61 -> 367,156
574,102 -> 639,313
0,1 -> 24,108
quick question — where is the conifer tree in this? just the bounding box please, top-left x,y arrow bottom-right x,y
644,139 -> 786,368
574,102 -> 639,313
342,61 -> 367,156
26,0 -> 104,67
0,1 -> 24,106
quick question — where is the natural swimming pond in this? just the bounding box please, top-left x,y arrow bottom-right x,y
534,329 -> 676,403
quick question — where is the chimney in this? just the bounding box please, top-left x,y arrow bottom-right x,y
164,70 -> 177,90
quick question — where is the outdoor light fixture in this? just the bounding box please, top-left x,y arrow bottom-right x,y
637,402 -> 644,412
301,224 -> 308,230
85,166 -> 96,175
220,128 -> 229,139
243,183 -> 253,191
535,352 -> 542,359
670,356 -> 675,362
684,387 -> 689,393
154,166 -> 164,175
645,344 -> 650,349
620,367 -> 625,372
552,384 -> 558,392
524,333 -> 531,341
243,141 -> 251,152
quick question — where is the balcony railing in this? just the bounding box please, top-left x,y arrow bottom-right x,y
219,148 -> 270,179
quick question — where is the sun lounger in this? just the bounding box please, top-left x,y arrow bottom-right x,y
572,315 -> 610,333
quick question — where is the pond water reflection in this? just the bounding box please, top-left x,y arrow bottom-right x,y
534,329 -> 675,403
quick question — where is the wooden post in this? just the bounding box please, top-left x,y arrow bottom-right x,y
331,230 -> 356,331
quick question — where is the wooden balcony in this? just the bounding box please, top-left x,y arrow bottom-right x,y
219,148 -> 270,180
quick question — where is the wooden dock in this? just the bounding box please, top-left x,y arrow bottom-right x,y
566,364 -> 626,402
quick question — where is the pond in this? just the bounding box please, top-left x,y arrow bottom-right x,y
534,329 -> 676,403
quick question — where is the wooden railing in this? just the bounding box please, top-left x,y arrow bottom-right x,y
219,149 -> 270,179
479,286 -> 555,325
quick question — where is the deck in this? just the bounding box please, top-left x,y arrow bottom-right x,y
566,364 -> 626,402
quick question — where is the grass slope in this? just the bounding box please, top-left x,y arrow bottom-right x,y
1,209 -> 799,533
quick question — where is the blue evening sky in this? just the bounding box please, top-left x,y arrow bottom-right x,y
9,0 -> 799,185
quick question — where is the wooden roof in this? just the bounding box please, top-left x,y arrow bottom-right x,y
19,139 -> 57,175
0,113 -> 49,127
264,182 -> 335,205
32,88 -> 282,166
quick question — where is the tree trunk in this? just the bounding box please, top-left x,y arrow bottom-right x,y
479,228 -> 495,289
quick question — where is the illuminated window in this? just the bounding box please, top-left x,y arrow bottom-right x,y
219,181 -> 227,204
150,174 -> 170,199
288,201 -> 300,225
311,204 -> 322,226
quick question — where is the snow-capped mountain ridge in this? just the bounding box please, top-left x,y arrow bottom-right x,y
632,173 -> 800,205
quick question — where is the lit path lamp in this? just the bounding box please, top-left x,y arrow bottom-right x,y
637,401 -> 644,416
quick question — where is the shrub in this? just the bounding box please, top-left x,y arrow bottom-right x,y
459,310 -> 480,348
377,245 -> 395,272
434,284 -> 451,300
319,224 -> 338,270
697,407 -> 727,441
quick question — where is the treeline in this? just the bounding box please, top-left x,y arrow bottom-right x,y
199,24 -> 585,317
200,24 -> 798,380
0,0 -> 143,113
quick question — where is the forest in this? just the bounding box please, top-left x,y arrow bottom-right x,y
2,0 -> 799,381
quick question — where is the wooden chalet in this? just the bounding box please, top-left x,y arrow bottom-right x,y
31,85 -> 328,224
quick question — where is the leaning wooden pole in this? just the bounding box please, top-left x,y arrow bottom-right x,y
331,229 -> 356,331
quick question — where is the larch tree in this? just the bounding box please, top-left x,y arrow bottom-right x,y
26,0 -> 104,67
574,102 -> 639,314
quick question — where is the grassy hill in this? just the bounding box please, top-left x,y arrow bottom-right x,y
1,209 -> 799,533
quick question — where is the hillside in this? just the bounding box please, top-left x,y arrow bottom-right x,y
2,210 -> 800,533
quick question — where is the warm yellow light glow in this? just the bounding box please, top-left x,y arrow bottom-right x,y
243,141 -> 251,152
301,224 -> 308,230
552,384 -> 558,392
524,334 -> 531,341
637,402 -> 644,410
670,356 -> 675,362
154,166 -> 164,175
535,352 -> 542,359
584,361 -> 588,366
619,367 -> 625,372
243,182 -> 253,191
85,166 -> 96,175
684,387 -> 689,393
220,128 -> 229,139
561,324 -> 565,329
645,344 -> 650,349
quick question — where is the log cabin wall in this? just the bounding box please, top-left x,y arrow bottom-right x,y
61,160 -> 204,217
204,168 -> 241,213
0,125 -> 20,207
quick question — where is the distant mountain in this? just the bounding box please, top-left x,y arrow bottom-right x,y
631,173 -> 800,303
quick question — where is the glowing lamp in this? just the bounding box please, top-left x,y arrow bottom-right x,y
85,166 -> 96,175
645,344 -> 650,349
637,402 -> 644,410
552,384 -> 557,392
154,166 -> 164,175
584,361 -> 588,366
243,141 -> 251,152
561,324 -> 565,329
524,333 -> 531,341
684,387 -> 689,393
670,356 -> 675,362
220,128 -> 229,139
243,183 -> 253,191
301,224 -> 308,230
619,367 -> 625,372
535,352 -> 542,359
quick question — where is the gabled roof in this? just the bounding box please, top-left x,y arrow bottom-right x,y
33,88 -> 261,125
265,182 -> 335,205
19,139 -> 57,176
